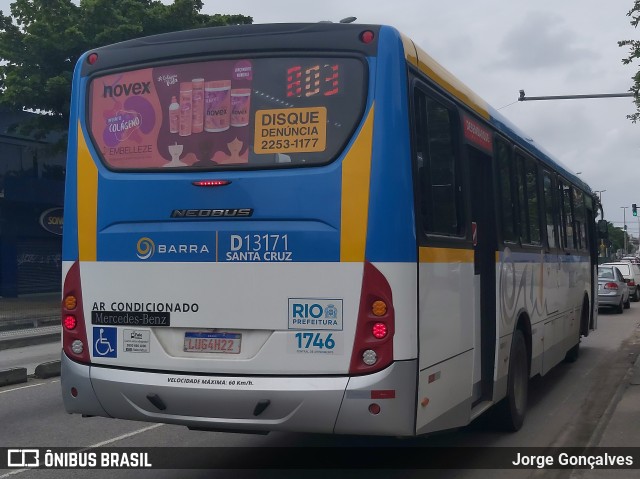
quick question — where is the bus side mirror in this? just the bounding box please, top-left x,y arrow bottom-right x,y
597,220 -> 609,239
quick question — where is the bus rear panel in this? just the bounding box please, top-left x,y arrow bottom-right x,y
61,24 -> 420,436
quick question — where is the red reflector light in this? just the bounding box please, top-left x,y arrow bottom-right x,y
371,389 -> 396,399
372,322 -> 388,339
629,281 -> 636,286
64,315 -> 77,330
360,30 -> 375,44
87,53 -> 98,65
368,403 -> 381,415
192,180 -> 231,187
604,282 -> 619,290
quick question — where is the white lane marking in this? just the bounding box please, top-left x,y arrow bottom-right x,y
0,423 -> 164,477
0,380 -> 60,394
86,423 -> 164,448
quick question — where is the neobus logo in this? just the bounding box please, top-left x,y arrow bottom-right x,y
170,208 -> 253,218
103,81 -> 152,98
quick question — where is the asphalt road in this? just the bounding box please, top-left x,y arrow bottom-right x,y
1,305 -> 639,479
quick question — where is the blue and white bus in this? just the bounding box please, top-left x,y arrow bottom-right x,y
61,22 -> 598,436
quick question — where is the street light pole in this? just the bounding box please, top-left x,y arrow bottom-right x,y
519,90 -> 634,101
621,206 -> 628,254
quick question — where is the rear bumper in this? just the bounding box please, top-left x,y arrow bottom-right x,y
597,292 -> 623,308
61,353 -> 417,436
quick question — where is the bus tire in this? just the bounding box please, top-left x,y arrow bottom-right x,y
566,298 -> 587,363
564,341 -> 580,363
496,329 -> 528,432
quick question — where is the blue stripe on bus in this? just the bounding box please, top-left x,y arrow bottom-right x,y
365,26 -> 417,263
62,57 -> 86,261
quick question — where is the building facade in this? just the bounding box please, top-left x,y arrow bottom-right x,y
0,109 -> 65,297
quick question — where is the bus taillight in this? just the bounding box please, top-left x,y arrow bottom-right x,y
349,262 -> 394,374
63,315 -> 77,330
372,322 -> 388,339
62,261 -> 91,364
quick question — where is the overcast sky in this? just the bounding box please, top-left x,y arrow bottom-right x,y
1,0 -> 638,237
200,0 -> 639,236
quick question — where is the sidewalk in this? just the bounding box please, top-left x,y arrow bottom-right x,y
0,294 -> 60,350
0,294 -> 61,385
570,355 -> 640,478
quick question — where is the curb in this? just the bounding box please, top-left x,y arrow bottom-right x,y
0,329 -> 60,351
0,360 -> 62,387
34,360 -> 61,379
0,367 -> 28,387
631,355 -> 640,385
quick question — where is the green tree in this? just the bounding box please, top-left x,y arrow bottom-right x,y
0,0 -> 252,145
620,0 -> 640,122
606,221 -> 628,255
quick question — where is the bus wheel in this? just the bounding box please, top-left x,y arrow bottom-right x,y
565,299 -> 587,363
496,329 -> 528,432
564,339 -> 580,363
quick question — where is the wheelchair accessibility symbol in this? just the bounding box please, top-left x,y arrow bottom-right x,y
93,327 -> 117,358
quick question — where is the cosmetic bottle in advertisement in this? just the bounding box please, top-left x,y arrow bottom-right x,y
169,96 -> 179,134
230,88 -> 251,127
191,78 -> 204,134
204,80 -> 231,132
179,82 -> 192,137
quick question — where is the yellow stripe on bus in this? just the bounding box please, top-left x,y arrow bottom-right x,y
401,34 -> 490,121
77,124 -> 98,262
419,248 -> 501,263
419,247 -> 474,263
340,105 -> 374,262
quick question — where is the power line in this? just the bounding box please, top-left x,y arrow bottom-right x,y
497,100 -> 519,110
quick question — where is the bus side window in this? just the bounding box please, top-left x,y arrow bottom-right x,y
542,171 -> 558,250
495,138 -> 517,243
573,189 -> 587,251
559,181 -> 576,250
515,152 -> 541,246
525,157 -> 541,245
413,88 -> 461,237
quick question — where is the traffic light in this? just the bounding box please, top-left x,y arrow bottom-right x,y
633,204 -> 638,217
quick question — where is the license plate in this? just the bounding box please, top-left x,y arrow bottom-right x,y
184,331 -> 241,354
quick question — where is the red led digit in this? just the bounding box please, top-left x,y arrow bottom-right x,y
323,64 -> 339,96
305,65 -> 321,97
287,66 -> 302,97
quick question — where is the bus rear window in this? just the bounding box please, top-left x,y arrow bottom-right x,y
88,57 -> 365,170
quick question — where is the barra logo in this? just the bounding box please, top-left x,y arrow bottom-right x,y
136,237 -> 155,259
288,298 -> 343,330
135,237 -> 211,260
